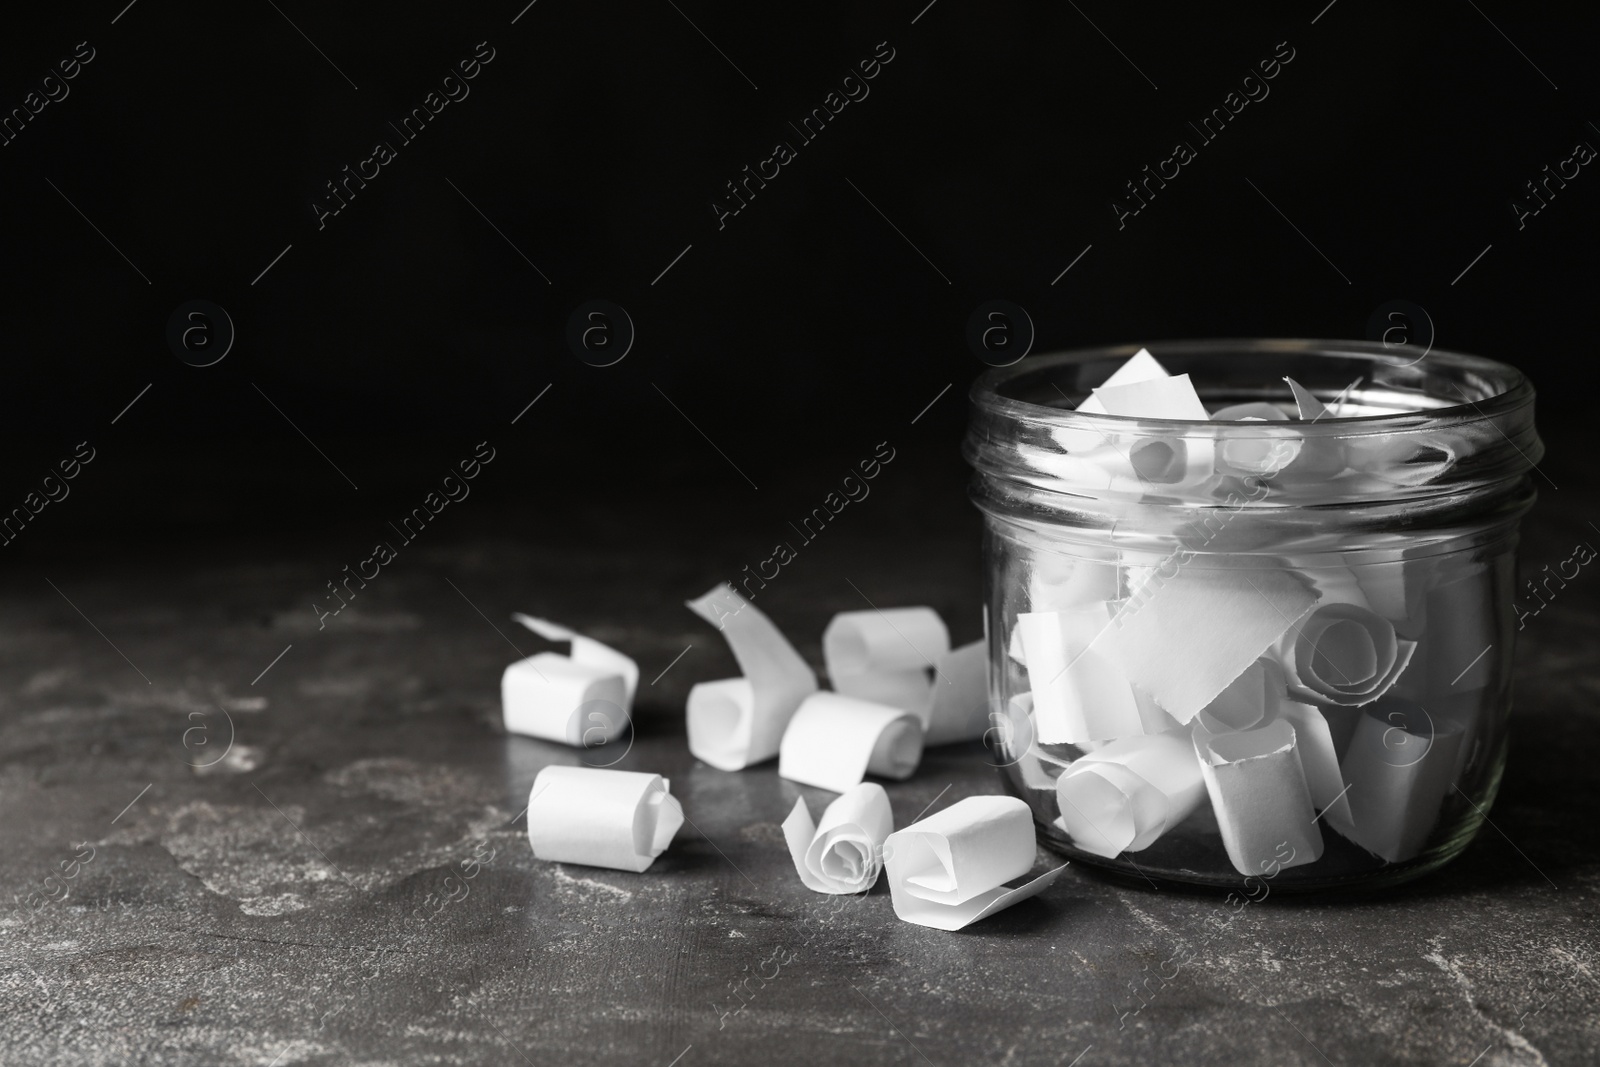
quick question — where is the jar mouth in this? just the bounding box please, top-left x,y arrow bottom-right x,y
965,339 -> 1541,516
971,338 -> 1532,432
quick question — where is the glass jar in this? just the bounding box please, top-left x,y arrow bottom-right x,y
965,339 -> 1541,891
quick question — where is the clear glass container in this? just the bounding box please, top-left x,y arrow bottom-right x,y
965,339 -> 1541,891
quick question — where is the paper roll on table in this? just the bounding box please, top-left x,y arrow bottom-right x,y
823,608 -> 990,745
525,766 -> 683,873
782,783 -> 893,894
685,584 -> 818,771
884,796 -> 1064,930
778,692 -> 923,794
501,615 -> 639,746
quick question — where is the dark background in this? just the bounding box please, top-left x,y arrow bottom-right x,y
0,0 -> 1593,555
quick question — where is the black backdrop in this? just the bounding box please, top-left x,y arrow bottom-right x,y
0,1 -> 1592,552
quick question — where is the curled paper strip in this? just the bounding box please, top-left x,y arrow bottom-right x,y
884,796 -> 1064,930
1106,566 -> 1319,723
526,766 -> 683,873
779,692 -> 923,794
781,783 -> 893,894
1076,348 -> 1169,415
1342,700 -> 1465,862
1191,659 -> 1355,840
502,615 -> 639,745
1275,602 -> 1416,707
824,608 -> 991,746
1195,717 -> 1324,876
1017,603 -> 1171,744
685,584 -> 818,771
1054,731 -> 1205,858
1210,402 -> 1303,475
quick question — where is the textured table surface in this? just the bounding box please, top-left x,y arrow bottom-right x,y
2,446 -> 1597,1067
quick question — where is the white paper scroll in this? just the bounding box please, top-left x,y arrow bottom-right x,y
1016,604 -> 1169,743
823,609 -> 990,745
1191,658 -> 1355,840
781,783 -> 893,894
502,615 -> 639,745
525,766 -> 683,873
1054,730 -> 1205,858
1274,602 -> 1416,707
1000,693 -> 1073,794
1341,700 -> 1466,862
685,584 -> 818,771
1285,377 -> 1328,420
778,692 -> 923,794
1279,376 -> 1349,480
883,796 -> 1064,930
1104,567 -> 1319,723
1210,402 -> 1303,475
1195,718 -> 1324,876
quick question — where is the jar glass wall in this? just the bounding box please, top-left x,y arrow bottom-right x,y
965,340 -> 1541,891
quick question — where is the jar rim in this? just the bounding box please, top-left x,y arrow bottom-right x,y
968,338 -> 1534,435
964,339 -> 1542,516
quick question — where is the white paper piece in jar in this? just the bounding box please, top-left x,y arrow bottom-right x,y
823,609 -> 990,745
998,693 -> 1072,793
781,782 -> 893,894
883,796 -> 1065,930
1075,348 -> 1170,414
1209,402 -> 1303,476
685,584 -> 818,771
1016,604 -> 1171,743
1273,602 -> 1417,707
1054,730 -> 1205,858
1285,377 -> 1328,420
525,766 -> 683,873
1104,566 -> 1319,723
778,692 -> 924,794
1417,569 -> 1497,693
1341,699 -> 1466,862
1194,717 -> 1324,876
1056,347 -> 1171,454
502,615 -> 640,745
1190,658 -> 1356,839
1278,376 -> 1350,481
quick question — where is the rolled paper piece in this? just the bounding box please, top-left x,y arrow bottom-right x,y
924,640 -> 991,746
1341,699 -> 1466,863
1054,731 -> 1205,858
1192,657 -> 1356,840
502,616 -> 638,745
1275,700 -> 1356,838
1274,602 -> 1416,707
1016,604 -> 1164,743
525,766 -> 683,873
781,783 -> 893,894
1357,434 -> 1458,488
1195,718 -> 1324,876
1416,568 -> 1497,693
778,692 -> 923,794
824,607 -> 950,678
1104,566 -> 1319,723
999,693 -> 1062,793
685,584 -> 818,771
1209,402 -> 1304,476
824,609 -> 989,745
1090,374 -> 1216,491
883,796 -> 1065,931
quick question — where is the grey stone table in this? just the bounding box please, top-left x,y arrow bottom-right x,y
2,445 -> 1596,1066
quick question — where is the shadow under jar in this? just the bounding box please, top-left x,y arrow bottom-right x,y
965,339 -> 1541,892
